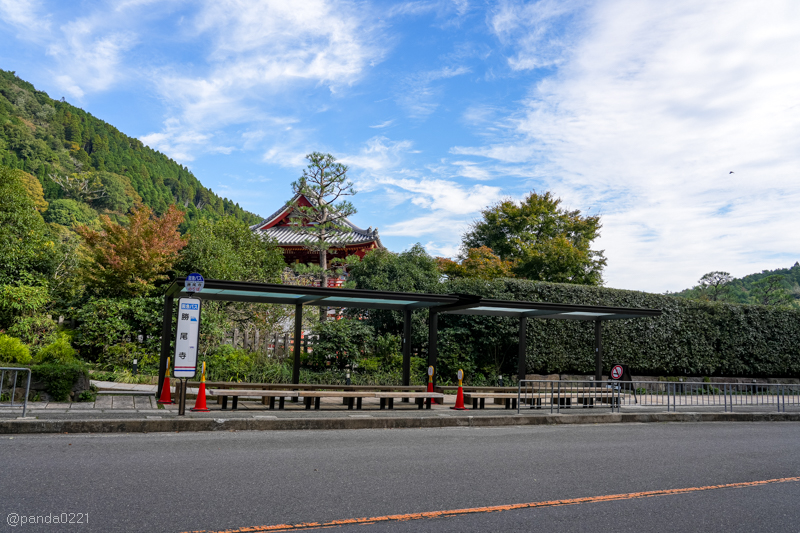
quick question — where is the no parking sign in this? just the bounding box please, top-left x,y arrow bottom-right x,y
610,363 -> 631,382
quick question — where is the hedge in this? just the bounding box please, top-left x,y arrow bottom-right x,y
434,279 -> 800,378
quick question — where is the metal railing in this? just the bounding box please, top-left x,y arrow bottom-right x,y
0,367 -> 32,418
517,380 -> 800,415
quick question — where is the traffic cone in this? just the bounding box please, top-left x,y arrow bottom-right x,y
191,362 -> 210,412
451,368 -> 468,410
157,357 -> 174,404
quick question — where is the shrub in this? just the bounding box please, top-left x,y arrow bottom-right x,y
373,333 -> 401,369
204,345 -> 254,382
0,284 -> 50,329
0,334 -> 32,364
97,342 -> 157,373
77,389 -> 97,402
7,314 -> 58,353
32,362 -> 87,401
73,296 -> 162,360
311,318 -> 374,370
36,332 -> 78,363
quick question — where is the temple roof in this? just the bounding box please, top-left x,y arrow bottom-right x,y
250,193 -> 384,248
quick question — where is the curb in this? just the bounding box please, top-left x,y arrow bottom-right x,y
1,412 -> 799,434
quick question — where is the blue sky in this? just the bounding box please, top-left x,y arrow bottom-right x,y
1,0 -> 799,293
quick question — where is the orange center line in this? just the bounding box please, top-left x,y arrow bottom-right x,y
186,476 -> 800,533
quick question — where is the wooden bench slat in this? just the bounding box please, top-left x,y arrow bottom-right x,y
302,391 -> 375,397
374,392 -> 445,398
208,390 -> 298,397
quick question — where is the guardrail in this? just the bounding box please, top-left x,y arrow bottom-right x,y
517,380 -> 800,415
0,367 -> 32,417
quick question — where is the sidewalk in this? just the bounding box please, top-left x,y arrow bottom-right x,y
1,380 -> 798,434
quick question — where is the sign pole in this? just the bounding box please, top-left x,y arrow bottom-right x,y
178,378 -> 187,416
175,273 -> 204,416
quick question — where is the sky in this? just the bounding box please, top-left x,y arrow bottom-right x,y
1,0 -> 799,293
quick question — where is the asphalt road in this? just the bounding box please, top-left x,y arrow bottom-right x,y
2,422 -> 799,532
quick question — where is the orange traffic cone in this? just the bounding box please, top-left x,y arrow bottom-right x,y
191,362 -> 210,412
451,369 -> 468,410
157,357 -> 174,404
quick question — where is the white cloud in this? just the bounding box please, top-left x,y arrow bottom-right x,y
490,0 -> 582,70
370,119 -> 394,129
0,0 -> 51,38
467,0 -> 800,291
397,65 -> 471,119
143,0 -> 386,162
140,118 -> 211,162
342,136 -> 415,172
47,19 -> 137,95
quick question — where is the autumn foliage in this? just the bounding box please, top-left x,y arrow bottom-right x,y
76,205 -> 186,297
437,246 -> 514,280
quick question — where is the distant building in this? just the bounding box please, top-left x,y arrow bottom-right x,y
250,193 -> 384,268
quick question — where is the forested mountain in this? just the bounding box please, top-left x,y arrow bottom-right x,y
0,69 -> 260,230
672,263 -> 800,306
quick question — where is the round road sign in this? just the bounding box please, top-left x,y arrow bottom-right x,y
186,273 -> 205,293
457,369 -> 464,381
428,366 -> 434,376
611,364 -> 624,380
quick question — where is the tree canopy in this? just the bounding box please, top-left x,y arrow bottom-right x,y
438,246 -> 514,281
76,205 -> 186,297
0,166 -> 57,285
177,217 -> 285,283
462,191 -> 606,285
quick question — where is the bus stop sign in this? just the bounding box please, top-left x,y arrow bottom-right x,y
174,298 -> 201,378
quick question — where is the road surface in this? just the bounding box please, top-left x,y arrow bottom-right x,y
2,422 -> 799,532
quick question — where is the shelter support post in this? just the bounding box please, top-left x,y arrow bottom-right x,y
594,319 -> 603,382
402,309 -> 411,390
292,303 -> 303,386
517,316 -> 527,382
428,311 -> 438,387
157,295 -> 173,400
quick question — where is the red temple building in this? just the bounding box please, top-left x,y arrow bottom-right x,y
250,193 -> 384,268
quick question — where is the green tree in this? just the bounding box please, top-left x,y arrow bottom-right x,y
347,244 -> 441,344
43,199 -> 98,227
13,168 -> 48,212
696,271 -> 734,302
437,246 -> 515,281
462,191 -> 606,285
289,152 -> 356,294
751,275 -> 793,306
177,216 -> 284,282
76,204 -> 186,297
0,165 -> 57,285
93,171 -> 135,213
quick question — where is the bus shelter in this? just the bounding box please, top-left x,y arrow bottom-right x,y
158,278 -> 661,398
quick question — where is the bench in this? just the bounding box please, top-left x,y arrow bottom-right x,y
298,391 -> 376,410
463,393 -> 522,409
374,392 -> 445,410
208,389 -> 298,410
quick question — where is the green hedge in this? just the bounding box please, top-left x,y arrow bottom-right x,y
32,362 -> 88,401
438,279 -> 800,377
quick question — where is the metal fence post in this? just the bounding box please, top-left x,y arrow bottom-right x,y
517,381 -> 521,415
672,382 -> 676,412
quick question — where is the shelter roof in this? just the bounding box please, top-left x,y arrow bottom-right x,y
165,279 -> 661,320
